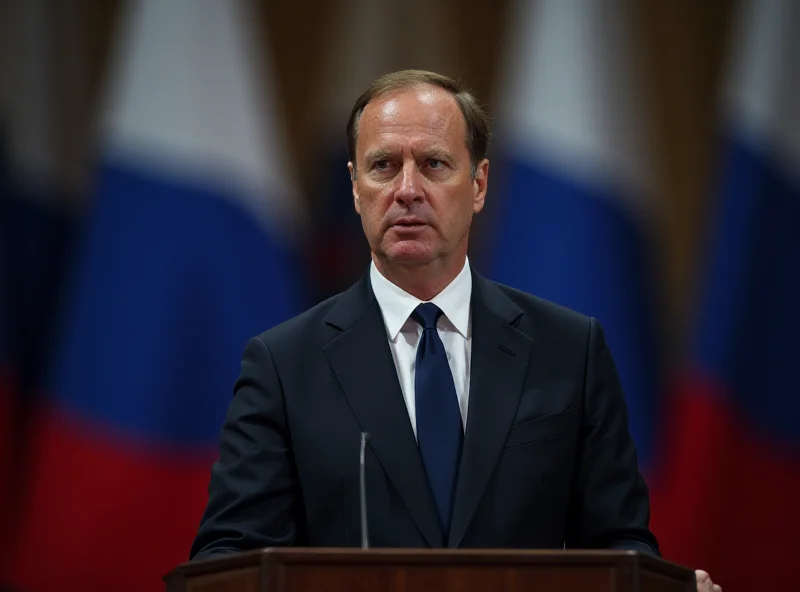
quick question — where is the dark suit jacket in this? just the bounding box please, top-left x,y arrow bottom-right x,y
190,269 -> 659,558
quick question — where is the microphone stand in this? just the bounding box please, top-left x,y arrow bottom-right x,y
359,432 -> 371,549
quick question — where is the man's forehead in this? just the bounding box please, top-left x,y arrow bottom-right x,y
362,86 -> 460,127
358,86 -> 464,145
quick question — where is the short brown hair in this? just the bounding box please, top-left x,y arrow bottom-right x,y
346,69 -> 491,177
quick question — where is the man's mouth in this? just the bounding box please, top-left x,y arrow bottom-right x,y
391,217 -> 427,228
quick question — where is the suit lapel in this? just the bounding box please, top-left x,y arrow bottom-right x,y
448,274 -> 534,547
323,274 -> 443,548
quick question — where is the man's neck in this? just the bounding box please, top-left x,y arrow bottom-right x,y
372,254 -> 467,301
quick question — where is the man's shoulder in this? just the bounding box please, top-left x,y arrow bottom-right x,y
481,277 -> 594,338
253,290 -> 345,347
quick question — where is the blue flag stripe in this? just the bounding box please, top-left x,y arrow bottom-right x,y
50,161 -> 303,448
693,134 -> 800,444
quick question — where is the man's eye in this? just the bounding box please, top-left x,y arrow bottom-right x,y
373,160 -> 389,170
428,159 -> 443,168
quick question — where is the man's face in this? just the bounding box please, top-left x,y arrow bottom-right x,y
349,85 -> 488,269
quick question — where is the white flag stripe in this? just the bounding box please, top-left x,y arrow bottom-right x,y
498,0 -> 655,217
723,0 -> 800,180
100,0 -> 304,240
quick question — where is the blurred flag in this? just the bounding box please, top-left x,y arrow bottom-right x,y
0,4 -> 11,486
9,0 -> 305,590
0,2 -> 78,579
0,132 -> 14,541
485,0 -> 663,467
651,1 -> 800,589
309,0 -> 456,300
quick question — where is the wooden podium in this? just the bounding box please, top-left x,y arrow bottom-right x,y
164,548 -> 696,592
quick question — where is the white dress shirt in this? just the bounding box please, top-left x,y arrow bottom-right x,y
369,257 -> 472,438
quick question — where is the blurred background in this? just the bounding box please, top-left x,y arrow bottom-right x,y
0,0 -> 797,591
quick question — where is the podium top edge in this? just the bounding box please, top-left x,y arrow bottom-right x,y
166,548 -> 692,580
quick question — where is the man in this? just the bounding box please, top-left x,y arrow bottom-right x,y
190,70 -> 720,592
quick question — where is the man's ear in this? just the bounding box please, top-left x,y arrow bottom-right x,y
348,161 -> 361,214
472,158 -> 490,214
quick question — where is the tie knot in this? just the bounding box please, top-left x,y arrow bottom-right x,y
412,302 -> 443,330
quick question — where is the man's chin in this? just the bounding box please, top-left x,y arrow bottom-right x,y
382,241 -> 436,266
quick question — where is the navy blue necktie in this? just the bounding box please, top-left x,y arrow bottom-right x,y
412,302 -> 463,536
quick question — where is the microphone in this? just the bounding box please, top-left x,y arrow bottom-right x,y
359,431 -> 371,549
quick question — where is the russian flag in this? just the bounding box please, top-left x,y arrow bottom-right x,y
0,135 -> 15,541
9,1 -> 306,590
651,1 -> 800,589
484,0 -> 663,468
0,2 -> 79,581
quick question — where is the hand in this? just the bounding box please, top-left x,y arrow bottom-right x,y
695,569 -> 721,592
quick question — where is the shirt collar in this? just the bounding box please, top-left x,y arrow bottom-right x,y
370,257 -> 472,341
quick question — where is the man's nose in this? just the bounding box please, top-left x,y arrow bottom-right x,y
393,161 -> 424,205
